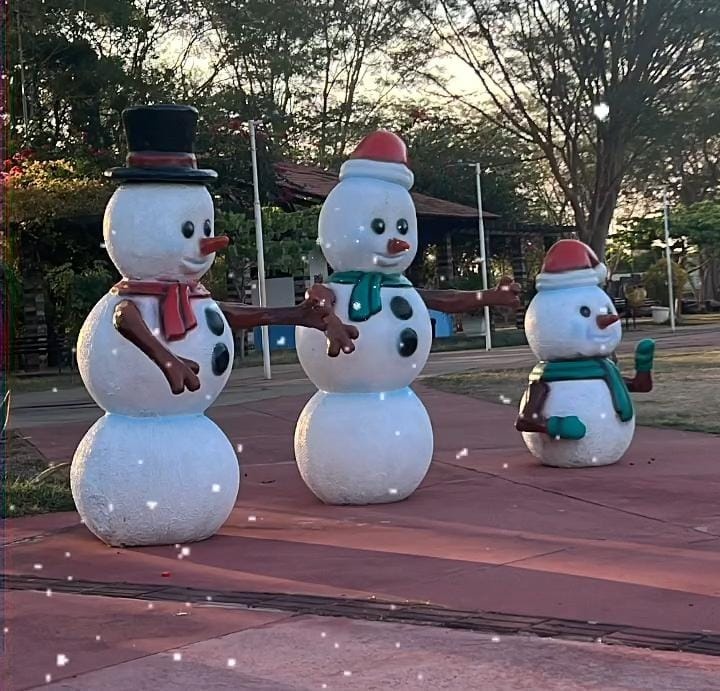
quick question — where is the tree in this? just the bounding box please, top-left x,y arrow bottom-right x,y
415,0 -> 720,258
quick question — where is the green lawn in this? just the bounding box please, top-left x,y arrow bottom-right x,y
424,349 -> 720,435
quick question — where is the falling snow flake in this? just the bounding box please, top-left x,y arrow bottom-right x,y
236,443 -> 244,453
388,488 -> 398,495
227,658 -> 236,668
455,448 -> 469,459
181,547 -> 191,557
248,515 -> 257,522
343,671 -> 352,677
173,652 -> 182,661
498,395 -> 512,405
146,501 -> 158,510
33,563 -> 43,570
212,484 -> 221,493
56,654 -> 69,667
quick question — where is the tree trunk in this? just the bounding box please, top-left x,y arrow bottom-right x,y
700,250 -> 720,304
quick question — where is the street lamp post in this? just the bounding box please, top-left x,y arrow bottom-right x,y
249,119 -> 272,380
473,163 -> 492,351
662,190 -> 677,332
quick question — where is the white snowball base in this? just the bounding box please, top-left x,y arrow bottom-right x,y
294,387 -> 433,505
71,413 -> 239,546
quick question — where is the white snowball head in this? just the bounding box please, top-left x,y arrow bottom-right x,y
104,183 -> 217,280
318,177 -> 418,274
525,285 -> 622,361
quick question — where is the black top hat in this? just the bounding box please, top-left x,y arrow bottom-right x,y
105,104 -> 218,184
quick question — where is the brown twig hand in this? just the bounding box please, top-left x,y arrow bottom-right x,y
490,276 -> 522,310
303,284 -> 358,357
164,356 -> 201,395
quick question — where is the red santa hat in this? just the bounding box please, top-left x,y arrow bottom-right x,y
339,130 -> 414,190
535,239 -> 608,290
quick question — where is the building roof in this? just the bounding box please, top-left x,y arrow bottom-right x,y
274,161 -> 499,220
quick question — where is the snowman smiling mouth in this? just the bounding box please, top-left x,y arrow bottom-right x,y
374,238 -> 411,267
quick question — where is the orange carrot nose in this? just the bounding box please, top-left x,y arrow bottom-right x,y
200,236 -> 230,255
387,238 -> 411,255
597,314 -> 620,329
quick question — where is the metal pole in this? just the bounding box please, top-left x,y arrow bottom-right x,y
662,190 -> 676,332
249,119 -> 272,379
16,3 -> 30,136
475,163 -> 492,350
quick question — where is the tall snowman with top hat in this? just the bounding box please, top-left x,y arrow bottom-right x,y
516,238 -> 655,468
295,131 -> 520,504
72,104 -> 356,546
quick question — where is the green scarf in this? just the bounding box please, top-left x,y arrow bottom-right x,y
529,357 -> 634,422
329,271 -> 413,322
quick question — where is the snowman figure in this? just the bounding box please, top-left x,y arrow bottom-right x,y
516,239 -> 655,468
72,105 -> 356,546
295,131 -> 520,504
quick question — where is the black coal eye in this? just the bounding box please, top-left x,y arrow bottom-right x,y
397,218 -> 409,235
371,218 -> 386,234
580,306 -> 591,317
203,219 -> 212,237
182,221 -> 195,238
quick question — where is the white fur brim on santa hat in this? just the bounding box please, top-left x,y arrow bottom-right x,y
339,159 -> 414,190
536,263 -> 608,290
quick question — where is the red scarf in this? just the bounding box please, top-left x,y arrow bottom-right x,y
112,280 -> 211,341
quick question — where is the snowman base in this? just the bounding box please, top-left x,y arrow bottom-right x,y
71,413 -> 239,546
294,388 -> 433,505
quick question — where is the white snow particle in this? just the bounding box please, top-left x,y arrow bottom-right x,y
248,515 -> 257,522
591,456 -> 598,463
173,652 -> 182,661
491,636 -> 501,643
52,387 -> 58,393
46,588 -> 52,597
502,463 -> 509,469
600,412 -> 607,419
455,448 -> 469,459
236,443 -> 244,453
322,685 -> 327,689
531,413 -> 538,419
205,394 -> 212,400
379,392 -> 386,401
343,670 -> 352,677
56,654 -> 69,667
64,552 -> 71,558
276,337 -> 286,346
394,430 -> 401,437
499,395 -> 512,405
164,361 -> 173,369
212,484 -> 221,493
417,673 -> 424,681
99,242 -> 106,249
45,674 -> 52,683
146,501 -> 158,510
33,563 -> 43,571
8,504 -> 15,512
3,627 -> 8,634
147,603 -> 154,609
595,636 -> 603,643
206,595 -> 213,601
352,301 -> 361,310
111,348 -> 118,356
321,632 -> 327,638
388,488 -> 398,495
138,459 -> 144,465
181,547 -> 191,557
395,642 -> 401,648
554,435 -> 561,441
227,658 -> 236,668
334,642 -> 340,649
95,635 -> 101,641
152,328 -> 161,336
390,604 -> 397,611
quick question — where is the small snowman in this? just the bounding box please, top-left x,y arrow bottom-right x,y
72,105 -> 356,546
295,131 -> 519,504
516,239 -> 655,468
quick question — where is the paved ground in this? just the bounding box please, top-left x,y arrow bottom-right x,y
4,324 -> 719,689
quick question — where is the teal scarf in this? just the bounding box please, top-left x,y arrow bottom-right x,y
329,271 -> 412,322
529,358 -> 634,422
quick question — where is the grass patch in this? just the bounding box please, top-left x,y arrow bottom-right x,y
425,349 -> 720,435
3,431 -> 75,518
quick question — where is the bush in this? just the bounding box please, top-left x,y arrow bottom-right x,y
644,259 -> 688,307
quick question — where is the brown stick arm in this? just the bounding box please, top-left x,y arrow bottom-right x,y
417,277 -> 521,314
113,299 -> 200,395
218,284 -> 358,357
515,380 -> 550,433
625,371 -> 653,393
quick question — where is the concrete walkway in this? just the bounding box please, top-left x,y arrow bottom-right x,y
4,381 -> 720,689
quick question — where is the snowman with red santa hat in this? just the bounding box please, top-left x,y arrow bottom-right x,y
516,238 -> 655,468
295,131 -> 520,504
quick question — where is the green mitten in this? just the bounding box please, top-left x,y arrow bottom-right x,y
547,415 -> 587,440
635,339 -> 655,373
